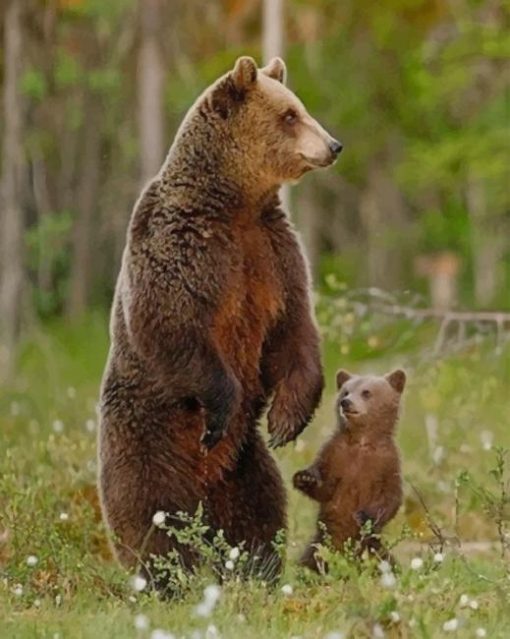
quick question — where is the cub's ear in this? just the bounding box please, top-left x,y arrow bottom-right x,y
232,56 -> 258,92
386,369 -> 407,394
336,369 -> 352,390
261,57 -> 287,84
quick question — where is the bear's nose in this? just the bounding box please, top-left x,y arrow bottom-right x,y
340,397 -> 352,410
329,139 -> 343,156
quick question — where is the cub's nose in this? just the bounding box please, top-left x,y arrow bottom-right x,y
340,397 -> 352,411
329,139 -> 343,157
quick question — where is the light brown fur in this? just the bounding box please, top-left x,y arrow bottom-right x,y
293,369 -> 406,571
98,56 -> 342,584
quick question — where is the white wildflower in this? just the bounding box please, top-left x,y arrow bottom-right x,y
131,575 -> 147,592
475,628 -> 487,638
204,584 -> 221,604
26,555 -> 38,567
433,552 -> 444,563
380,572 -> 396,588
281,584 -> 293,596
480,430 -> 493,451
378,560 -> 392,573
410,557 -> 423,570
85,419 -> 96,433
224,560 -> 234,571
152,511 -> 166,527
52,419 -> 64,433
459,594 -> 470,607
324,633 -> 345,639
13,584 -> 23,596
390,611 -> 400,623
134,614 -> 150,631
59,512 -> 69,522
205,625 -> 220,639
442,618 -> 459,632
151,630 -> 175,639
55,594 -> 62,606
228,547 -> 240,561
469,599 -> 479,610
372,624 -> 385,638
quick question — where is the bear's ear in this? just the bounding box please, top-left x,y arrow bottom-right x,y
261,57 -> 287,84
231,56 -> 258,92
336,369 -> 352,390
386,369 -> 407,394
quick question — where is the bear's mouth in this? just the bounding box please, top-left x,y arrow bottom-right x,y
299,153 -> 335,169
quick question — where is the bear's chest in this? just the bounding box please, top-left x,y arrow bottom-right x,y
210,222 -> 284,384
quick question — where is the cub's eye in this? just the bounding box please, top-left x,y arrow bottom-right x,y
283,109 -> 298,125
361,390 -> 371,399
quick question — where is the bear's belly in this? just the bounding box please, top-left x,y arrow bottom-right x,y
210,223 -> 284,397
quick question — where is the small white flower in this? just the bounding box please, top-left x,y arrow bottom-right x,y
33,599 -> 41,608
410,557 -> 423,570
55,594 -> 62,606
205,625 -> 220,639
281,584 -> 293,596
13,585 -> 23,596
469,599 -> 479,610
52,419 -> 64,433
134,614 -> 150,631
203,584 -> 221,604
480,430 -> 493,451
378,560 -> 392,573
372,624 -> 385,638
26,555 -> 38,567
150,630 -> 175,639
85,419 -> 96,433
324,633 -> 345,639
131,575 -> 147,592
228,547 -> 240,561
152,511 -> 166,527
442,618 -> 459,632
59,512 -> 69,522
236,613 -> 246,623
475,628 -> 487,638
459,594 -> 470,607
224,560 -> 234,571
433,552 -> 444,563
389,611 -> 400,623
432,446 -> 444,464
380,572 -> 396,588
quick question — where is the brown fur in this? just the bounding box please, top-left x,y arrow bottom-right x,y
293,369 -> 406,571
98,56 -> 341,582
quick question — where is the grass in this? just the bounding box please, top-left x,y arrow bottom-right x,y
0,312 -> 509,639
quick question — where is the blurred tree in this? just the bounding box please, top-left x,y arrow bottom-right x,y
0,0 -> 26,373
137,0 -> 165,185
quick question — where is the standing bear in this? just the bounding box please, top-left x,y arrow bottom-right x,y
98,56 -> 341,581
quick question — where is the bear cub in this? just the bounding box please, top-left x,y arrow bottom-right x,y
293,368 -> 406,571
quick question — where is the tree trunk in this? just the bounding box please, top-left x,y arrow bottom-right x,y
0,0 -> 25,375
360,163 -> 407,290
466,176 -> 502,307
66,97 -> 101,319
137,0 -> 165,186
262,0 -> 290,211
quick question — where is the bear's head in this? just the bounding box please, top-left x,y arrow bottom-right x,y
176,56 -> 342,194
335,369 -> 406,435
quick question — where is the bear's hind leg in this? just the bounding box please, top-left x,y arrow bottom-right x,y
206,431 -> 287,581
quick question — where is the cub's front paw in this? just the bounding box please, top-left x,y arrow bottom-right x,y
293,469 -> 320,492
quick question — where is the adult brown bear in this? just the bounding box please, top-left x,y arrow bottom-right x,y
98,56 -> 341,582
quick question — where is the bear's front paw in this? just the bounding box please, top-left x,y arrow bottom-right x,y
267,396 -> 307,449
293,469 -> 320,492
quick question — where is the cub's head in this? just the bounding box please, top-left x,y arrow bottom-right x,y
202,56 -> 342,188
335,369 -> 406,434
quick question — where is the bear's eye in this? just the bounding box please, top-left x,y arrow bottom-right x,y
361,390 -> 371,399
283,109 -> 298,125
